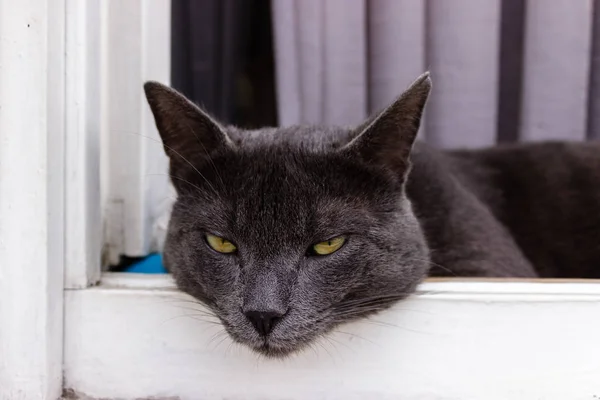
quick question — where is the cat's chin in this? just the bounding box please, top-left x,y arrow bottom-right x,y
249,341 -> 303,359
228,327 -> 323,359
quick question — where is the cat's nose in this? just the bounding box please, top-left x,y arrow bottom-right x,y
244,310 -> 284,336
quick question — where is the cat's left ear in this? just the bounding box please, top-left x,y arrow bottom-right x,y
342,72 -> 431,175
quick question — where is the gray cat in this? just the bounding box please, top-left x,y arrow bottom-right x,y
144,73 -> 600,357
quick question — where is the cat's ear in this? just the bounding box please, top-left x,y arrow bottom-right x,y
343,72 -> 431,176
143,81 -> 233,176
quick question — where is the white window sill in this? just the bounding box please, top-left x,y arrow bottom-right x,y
63,273 -> 600,399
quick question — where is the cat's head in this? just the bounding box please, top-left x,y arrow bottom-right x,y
144,73 -> 432,357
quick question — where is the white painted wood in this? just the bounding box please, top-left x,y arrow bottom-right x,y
64,0 -> 103,288
0,0 -> 65,397
425,0 -> 501,148
65,275 -> 600,399
99,0 -> 111,269
520,0 -> 593,142
104,0 -> 171,264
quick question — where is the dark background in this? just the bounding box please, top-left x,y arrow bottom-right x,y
171,0 -> 277,128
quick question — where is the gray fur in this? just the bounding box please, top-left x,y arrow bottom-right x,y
144,73 -> 600,357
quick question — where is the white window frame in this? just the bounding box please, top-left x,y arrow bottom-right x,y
2,1 -> 600,399
0,0 -> 65,398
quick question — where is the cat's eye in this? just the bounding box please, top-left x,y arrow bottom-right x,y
310,237 -> 346,256
205,234 -> 237,254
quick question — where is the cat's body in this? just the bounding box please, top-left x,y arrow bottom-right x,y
143,73 -> 600,357
410,141 -> 600,279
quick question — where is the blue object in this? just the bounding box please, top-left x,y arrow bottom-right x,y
124,253 -> 168,274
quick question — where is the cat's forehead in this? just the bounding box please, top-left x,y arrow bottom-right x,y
207,139 -> 400,218
231,179 -> 370,246
225,125 -> 354,151
179,125 -> 403,238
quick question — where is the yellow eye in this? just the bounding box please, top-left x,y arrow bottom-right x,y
311,237 -> 346,256
206,234 -> 237,254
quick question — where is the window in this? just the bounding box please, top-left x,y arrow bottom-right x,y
2,1 -> 600,399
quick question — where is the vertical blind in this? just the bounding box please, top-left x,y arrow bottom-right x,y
272,0 -> 598,148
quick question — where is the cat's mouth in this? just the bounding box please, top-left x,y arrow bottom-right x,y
222,316 -> 321,358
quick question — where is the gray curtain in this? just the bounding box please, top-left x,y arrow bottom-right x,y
272,0 -> 599,149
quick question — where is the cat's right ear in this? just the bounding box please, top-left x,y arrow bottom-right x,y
143,81 -> 233,177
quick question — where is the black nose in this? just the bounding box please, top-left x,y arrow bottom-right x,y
244,310 -> 283,336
